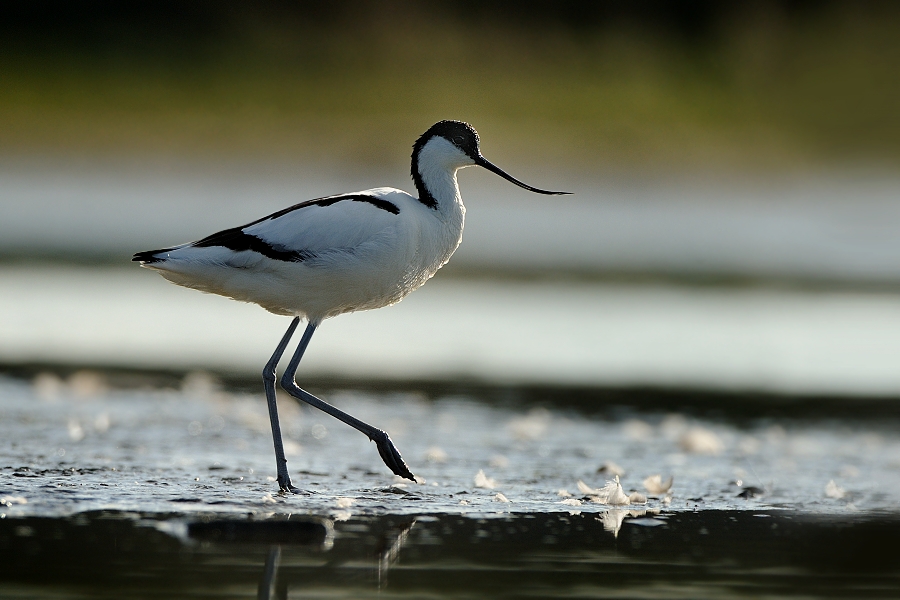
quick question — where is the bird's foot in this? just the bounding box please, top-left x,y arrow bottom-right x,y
371,430 -> 416,481
277,476 -> 303,495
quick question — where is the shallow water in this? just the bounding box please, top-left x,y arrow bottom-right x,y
3,510 -> 898,599
1,372 -> 898,597
2,373 -> 896,517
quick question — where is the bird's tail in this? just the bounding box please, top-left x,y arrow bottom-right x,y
132,248 -> 173,264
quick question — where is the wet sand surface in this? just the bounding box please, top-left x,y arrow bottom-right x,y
1,371 -> 898,597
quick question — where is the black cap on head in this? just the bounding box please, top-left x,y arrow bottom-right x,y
414,120 -> 481,161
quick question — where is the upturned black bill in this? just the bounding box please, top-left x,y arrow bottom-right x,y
476,156 -> 570,195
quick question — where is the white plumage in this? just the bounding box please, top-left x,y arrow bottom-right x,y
134,120 -> 567,492
141,187 -> 456,319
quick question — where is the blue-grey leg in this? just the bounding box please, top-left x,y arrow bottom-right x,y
280,321 -> 415,481
263,317 -> 301,493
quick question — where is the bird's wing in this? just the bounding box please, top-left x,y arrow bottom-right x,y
193,191 -> 406,264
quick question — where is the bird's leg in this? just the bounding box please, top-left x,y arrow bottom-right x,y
263,317 -> 301,493
280,321 -> 416,482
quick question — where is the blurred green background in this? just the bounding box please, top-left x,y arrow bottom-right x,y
2,0 -> 898,174
3,1 -> 900,394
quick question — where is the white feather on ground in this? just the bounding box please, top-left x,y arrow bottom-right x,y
577,476 -> 631,506
643,474 -> 674,494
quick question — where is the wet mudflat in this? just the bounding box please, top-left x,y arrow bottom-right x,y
1,370 -> 899,598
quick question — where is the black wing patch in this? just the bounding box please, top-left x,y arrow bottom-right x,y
132,194 -> 399,264
263,194 -> 400,222
192,229 -> 313,262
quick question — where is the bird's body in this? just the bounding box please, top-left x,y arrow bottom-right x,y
137,185 -> 463,320
134,120 -> 567,492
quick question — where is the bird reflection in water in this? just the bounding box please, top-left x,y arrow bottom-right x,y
187,517 -> 332,600
188,515 -> 417,597
257,545 -> 283,600
377,517 -> 417,589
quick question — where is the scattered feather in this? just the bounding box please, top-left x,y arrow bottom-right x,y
825,480 -> 846,499
622,419 -> 654,441
557,489 -> 572,497
559,498 -> 582,507
33,372 -> 64,401
597,461 -> 625,477
474,470 -> 497,489
643,475 -> 674,494
660,414 -> 688,437
425,447 -> 448,463
577,480 -> 598,495
93,413 -> 111,433
604,478 -> 632,506
68,371 -> 108,398
628,492 -> 647,504
508,408 -> 550,441
579,476 -> 631,506
493,493 -> 510,503
335,497 -> 355,508
0,496 -> 27,506
283,440 -> 303,457
679,427 -> 724,455
490,454 -> 510,469
181,371 -> 219,398
67,419 -> 85,442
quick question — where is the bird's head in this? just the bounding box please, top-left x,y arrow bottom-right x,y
413,120 -> 570,196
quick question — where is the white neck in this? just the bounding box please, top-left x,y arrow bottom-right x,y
413,137 -> 473,218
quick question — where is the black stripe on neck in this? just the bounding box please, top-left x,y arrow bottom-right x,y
411,137 -> 439,210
